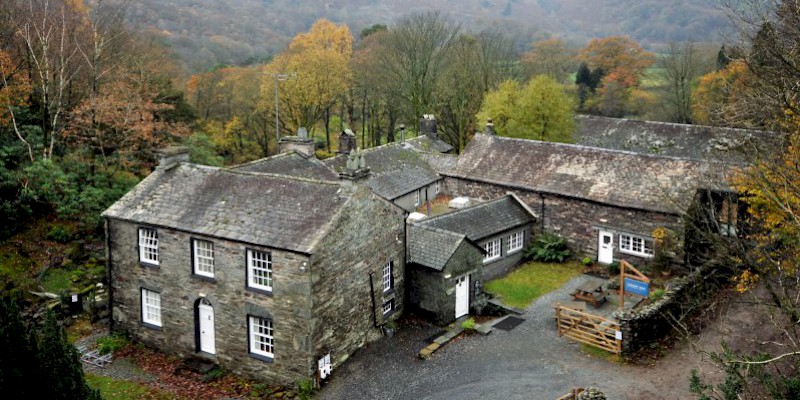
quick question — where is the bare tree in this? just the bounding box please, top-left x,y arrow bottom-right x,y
658,41 -> 714,124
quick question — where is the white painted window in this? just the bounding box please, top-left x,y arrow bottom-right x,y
138,228 -> 159,265
247,250 -> 272,291
619,233 -> 655,258
507,231 -> 524,254
383,261 -> 393,292
483,238 -> 502,263
382,299 -> 393,315
436,180 -> 441,194
249,316 -> 274,358
141,288 -> 161,327
415,189 -> 422,206
193,239 -> 215,278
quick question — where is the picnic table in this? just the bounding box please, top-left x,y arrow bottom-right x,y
571,281 -> 607,308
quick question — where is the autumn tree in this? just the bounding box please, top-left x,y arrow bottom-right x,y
692,60 -> 751,127
477,76 -> 574,142
657,42 -> 715,124
521,38 -> 577,83
260,19 -> 353,146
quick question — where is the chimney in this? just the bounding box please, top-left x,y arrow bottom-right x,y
485,118 -> 495,136
278,127 -> 316,156
419,114 -> 437,139
339,150 -> 370,181
399,124 -> 406,144
337,129 -> 357,154
155,146 -> 190,170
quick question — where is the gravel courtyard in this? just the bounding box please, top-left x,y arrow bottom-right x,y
318,274 -> 700,400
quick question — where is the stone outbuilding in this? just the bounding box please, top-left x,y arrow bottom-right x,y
102,149 -> 406,385
442,132 -> 728,267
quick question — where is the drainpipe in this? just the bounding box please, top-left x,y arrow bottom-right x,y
368,273 -> 378,328
539,194 -> 546,233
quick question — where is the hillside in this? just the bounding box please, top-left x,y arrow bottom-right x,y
124,0 -> 730,72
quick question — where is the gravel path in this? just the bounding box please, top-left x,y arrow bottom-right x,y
76,331 -> 155,383
319,274 -> 694,400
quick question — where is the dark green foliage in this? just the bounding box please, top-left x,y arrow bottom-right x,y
523,232 -> 571,263
361,23 -> 387,38
47,225 -> 76,243
96,333 -> 128,355
0,299 -> 102,399
607,261 -> 620,275
184,133 -> 224,167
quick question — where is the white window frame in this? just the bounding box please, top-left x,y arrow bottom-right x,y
247,249 -> 273,292
415,189 -> 422,206
483,238 -> 502,263
619,233 -> 655,258
507,231 -> 524,254
138,228 -> 159,265
192,239 -> 215,278
141,288 -> 161,327
382,261 -> 393,292
249,316 -> 274,358
382,299 -> 393,315
435,180 -> 441,194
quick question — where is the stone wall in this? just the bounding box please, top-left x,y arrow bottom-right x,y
408,239 -> 483,324
479,225 -> 532,281
108,219 -> 314,384
309,184 -> 406,370
617,264 -> 726,354
444,177 -> 684,266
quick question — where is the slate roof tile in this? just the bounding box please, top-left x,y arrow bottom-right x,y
230,151 -> 338,181
445,134 -> 729,214
418,195 -> 535,242
324,143 -> 440,200
405,135 -> 454,153
407,224 -> 468,271
102,164 -> 349,253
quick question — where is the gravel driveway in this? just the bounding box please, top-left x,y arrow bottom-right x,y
319,274 -> 693,400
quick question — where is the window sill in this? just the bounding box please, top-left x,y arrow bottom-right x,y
246,286 -> 273,297
191,274 -> 217,283
140,322 -> 162,330
483,256 -> 501,264
619,250 -> 654,259
139,261 -> 160,269
383,288 -> 395,297
507,248 -> 523,255
383,308 -> 396,318
248,352 -> 274,363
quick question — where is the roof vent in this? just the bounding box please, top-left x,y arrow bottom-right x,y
448,196 -> 471,209
407,212 -> 427,222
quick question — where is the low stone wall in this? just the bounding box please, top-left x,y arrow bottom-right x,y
616,264 -> 728,355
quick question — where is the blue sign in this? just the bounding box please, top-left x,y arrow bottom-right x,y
624,277 -> 650,297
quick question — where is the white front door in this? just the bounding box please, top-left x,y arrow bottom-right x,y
455,275 -> 469,319
598,230 -> 614,264
199,303 -> 216,354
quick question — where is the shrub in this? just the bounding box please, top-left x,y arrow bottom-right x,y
202,365 -> 225,382
96,333 -> 128,355
607,261 -> 621,275
524,232 -> 571,263
461,317 -> 476,332
581,256 -> 593,266
46,225 -> 75,243
297,378 -> 315,400
649,288 -> 665,301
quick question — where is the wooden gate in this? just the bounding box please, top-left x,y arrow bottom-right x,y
556,306 -> 621,354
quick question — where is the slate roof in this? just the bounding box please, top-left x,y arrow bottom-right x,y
418,152 -> 458,174
418,195 -> 535,242
574,115 -> 782,161
407,224 -> 472,271
230,151 -> 338,181
102,164 -> 350,254
405,135 -> 454,154
323,143 -> 440,200
444,134 -> 728,215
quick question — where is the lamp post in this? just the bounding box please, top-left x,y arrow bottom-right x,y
269,73 -> 293,142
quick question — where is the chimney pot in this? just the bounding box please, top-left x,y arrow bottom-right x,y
155,146 -> 190,170
485,118 -> 495,136
419,115 -> 438,139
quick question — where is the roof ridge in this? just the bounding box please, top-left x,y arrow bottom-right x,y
227,151 -> 300,170
576,114 -> 776,135
480,134 -> 719,164
410,222 -> 468,239
220,168 -> 343,186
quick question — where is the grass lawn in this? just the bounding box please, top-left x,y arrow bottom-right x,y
484,261 -> 584,309
86,374 -> 177,400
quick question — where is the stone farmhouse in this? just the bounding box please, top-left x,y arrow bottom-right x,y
102,148 -> 406,385
104,116 -> 748,385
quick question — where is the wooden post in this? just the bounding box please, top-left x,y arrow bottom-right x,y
619,261 -> 625,311
556,306 -> 562,336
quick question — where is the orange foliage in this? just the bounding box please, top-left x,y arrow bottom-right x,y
579,36 -> 655,88
0,49 -> 31,124
692,60 -> 750,126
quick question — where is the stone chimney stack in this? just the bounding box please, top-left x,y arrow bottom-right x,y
419,114 -> 438,139
155,146 -> 190,170
337,129 -> 357,154
485,118 -> 495,136
278,127 -> 316,156
338,150 -> 370,181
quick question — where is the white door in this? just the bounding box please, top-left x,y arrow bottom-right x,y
455,275 -> 469,319
598,230 -> 614,264
199,303 -> 216,354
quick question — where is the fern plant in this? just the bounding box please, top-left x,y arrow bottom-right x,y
523,232 -> 571,263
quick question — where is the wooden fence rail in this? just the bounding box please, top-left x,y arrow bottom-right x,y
556,306 -> 621,354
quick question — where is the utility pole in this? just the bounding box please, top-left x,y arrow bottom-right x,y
269,73 -> 294,143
